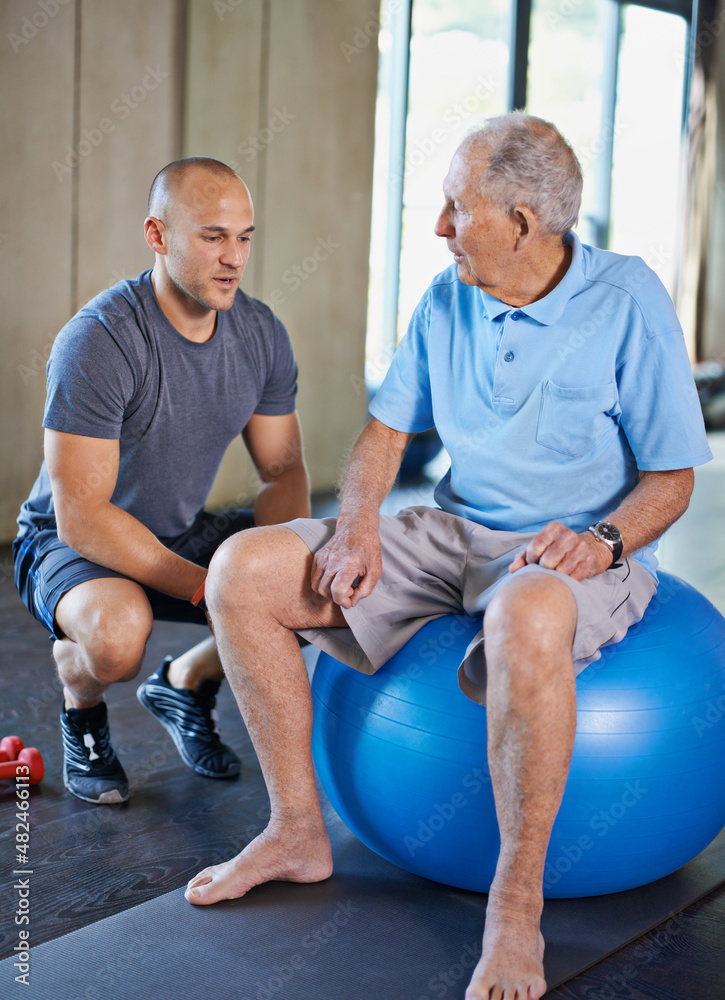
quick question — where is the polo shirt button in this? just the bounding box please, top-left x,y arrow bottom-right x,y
504,351 -> 514,362
511,311 -> 521,320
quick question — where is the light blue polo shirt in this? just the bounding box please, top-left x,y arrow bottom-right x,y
369,232 -> 712,577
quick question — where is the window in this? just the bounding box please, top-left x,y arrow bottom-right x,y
367,0 -> 691,382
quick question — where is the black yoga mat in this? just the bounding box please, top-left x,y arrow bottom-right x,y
2,808 -> 723,1000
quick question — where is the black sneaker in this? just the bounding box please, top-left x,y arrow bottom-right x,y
60,701 -> 129,804
136,656 -> 241,780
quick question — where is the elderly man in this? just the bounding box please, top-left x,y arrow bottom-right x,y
13,157 -> 309,804
183,116 -> 711,999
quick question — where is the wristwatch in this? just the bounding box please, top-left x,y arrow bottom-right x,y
588,521 -> 623,568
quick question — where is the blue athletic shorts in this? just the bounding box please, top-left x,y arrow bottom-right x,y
12,507 -> 254,640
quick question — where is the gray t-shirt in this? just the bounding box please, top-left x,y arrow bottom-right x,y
20,269 -> 298,538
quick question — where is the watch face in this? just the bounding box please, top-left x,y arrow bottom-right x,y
596,522 -> 621,543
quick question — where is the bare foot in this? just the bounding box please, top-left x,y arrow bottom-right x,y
465,896 -> 547,1000
185,821 -> 333,905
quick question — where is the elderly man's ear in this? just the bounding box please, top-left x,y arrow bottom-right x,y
512,206 -> 537,248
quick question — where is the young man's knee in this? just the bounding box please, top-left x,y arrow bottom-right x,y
82,606 -> 152,683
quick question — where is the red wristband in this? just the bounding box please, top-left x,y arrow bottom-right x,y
190,579 -> 206,607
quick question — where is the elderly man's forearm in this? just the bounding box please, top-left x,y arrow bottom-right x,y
337,419 -> 413,528
608,468 -> 694,556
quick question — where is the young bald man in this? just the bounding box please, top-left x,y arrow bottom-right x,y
182,117 -> 710,1000
13,157 -> 309,804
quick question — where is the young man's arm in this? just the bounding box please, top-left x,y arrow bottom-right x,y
242,411 -> 310,525
46,429 -> 205,600
310,417 -> 413,609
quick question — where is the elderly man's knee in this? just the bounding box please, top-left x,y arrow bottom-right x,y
486,573 -> 577,651
206,526 -> 284,612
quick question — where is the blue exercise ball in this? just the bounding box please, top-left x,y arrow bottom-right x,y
311,573 -> 725,898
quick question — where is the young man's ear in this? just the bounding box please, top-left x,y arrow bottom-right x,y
144,216 -> 167,255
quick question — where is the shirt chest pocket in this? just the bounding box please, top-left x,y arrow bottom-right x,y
536,380 -> 619,458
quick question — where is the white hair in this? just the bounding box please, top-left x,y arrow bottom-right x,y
461,113 -> 583,236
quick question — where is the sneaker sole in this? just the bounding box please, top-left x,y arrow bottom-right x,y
137,685 -> 240,780
63,768 -> 129,804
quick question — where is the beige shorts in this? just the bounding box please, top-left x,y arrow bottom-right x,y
287,506 -> 658,705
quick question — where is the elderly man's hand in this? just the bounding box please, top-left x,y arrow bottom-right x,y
310,521 -> 382,609
508,521 -> 614,581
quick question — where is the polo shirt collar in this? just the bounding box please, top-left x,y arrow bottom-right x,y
477,231 -> 587,326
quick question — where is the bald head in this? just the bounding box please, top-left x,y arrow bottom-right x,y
144,156 -> 255,319
148,157 -> 250,227
457,114 -> 582,237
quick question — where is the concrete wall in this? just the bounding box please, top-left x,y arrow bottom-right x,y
186,0 -> 377,505
0,0 -> 377,540
0,0 -> 76,538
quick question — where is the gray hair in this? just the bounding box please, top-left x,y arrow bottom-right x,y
461,113 -> 583,236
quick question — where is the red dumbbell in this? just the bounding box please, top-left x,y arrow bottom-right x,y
0,736 -> 44,785
0,735 -> 24,762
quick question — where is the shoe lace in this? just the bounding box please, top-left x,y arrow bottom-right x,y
193,691 -> 222,746
83,720 -> 116,766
